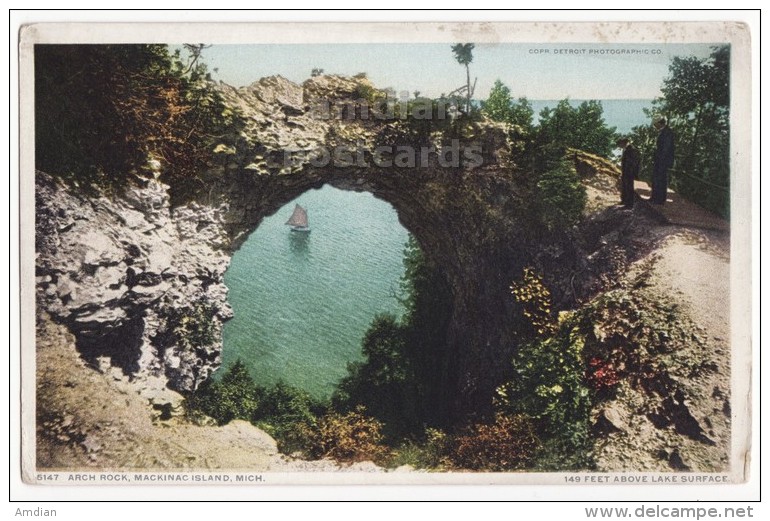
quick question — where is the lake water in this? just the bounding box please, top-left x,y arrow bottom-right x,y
221,100 -> 652,397
221,185 -> 409,398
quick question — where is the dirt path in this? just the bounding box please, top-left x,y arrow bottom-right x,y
634,180 -> 729,232
652,231 -> 730,344
593,228 -> 731,472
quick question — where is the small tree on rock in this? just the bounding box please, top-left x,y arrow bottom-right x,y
451,43 -> 476,113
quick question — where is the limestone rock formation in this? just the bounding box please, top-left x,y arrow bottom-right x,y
33,74 -> 642,420
35,171 -> 233,392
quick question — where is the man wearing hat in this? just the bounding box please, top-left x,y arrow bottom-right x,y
651,116 -> 675,205
617,137 -> 640,208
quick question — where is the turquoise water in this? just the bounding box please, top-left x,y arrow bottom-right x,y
221,185 -> 410,398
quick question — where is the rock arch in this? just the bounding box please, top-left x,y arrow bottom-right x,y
204,76 -> 541,419
35,75 -> 555,422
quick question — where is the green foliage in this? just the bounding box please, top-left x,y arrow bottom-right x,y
496,319 -> 593,470
334,314 -> 419,439
451,43 -> 475,66
306,406 -> 389,463
535,160 -> 587,232
630,45 -> 730,217
252,381 -> 326,455
354,82 -> 384,105
186,362 -> 326,455
501,267 -> 593,469
483,80 -> 535,135
509,98 -> 536,134
386,427 -> 449,470
187,360 -> 260,425
483,80 -> 514,123
35,44 -> 242,202
334,236 -> 454,438
480,81 -> 536,168
535,99 -> 617,168
447,414 -> 541,471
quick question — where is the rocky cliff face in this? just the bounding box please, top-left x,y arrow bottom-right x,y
36,171 -> 233,392
35,74 -> 631,420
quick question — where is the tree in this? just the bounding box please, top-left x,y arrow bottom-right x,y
534,99 -> 617,170
333,314 -> 419,439
509,97 -> 535,136
630,45 -> 730,216
535,160 -> 587,232
451,43 -> 475,113
483,79 -> 513,123
189,359 -> 260,424
483,80 -> 535,139
182,43 -> 212,73
333,236 -> 454,438
35,44 -> 242,203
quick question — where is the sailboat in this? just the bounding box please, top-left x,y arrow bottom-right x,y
285,204 -> 311,233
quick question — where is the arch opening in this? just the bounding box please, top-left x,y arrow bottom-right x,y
221,184 -> 413,398
213,161 -> 527,423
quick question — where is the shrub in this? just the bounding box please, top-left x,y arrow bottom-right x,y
498,275 -> 593,470
354,82 -> 384,105
536,160 -> 587,232
575,282 -> 703,397
535,99 -> 618,161
307,406 -> 389,464
186,360 -> 259,425
496,326 -> 592,464
386,427 -> 450,470
585,356 -> 621,394
252,381 -> 325,455
185,366 -> 325,456
447,414 -> 540,471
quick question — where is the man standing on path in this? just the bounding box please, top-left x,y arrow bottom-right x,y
617,137 -> 640,208
651,116 -> 675,205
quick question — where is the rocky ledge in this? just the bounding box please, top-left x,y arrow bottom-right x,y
35,170 -> 233,395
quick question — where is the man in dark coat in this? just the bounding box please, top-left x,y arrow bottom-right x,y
651,116 -> 675,205
617,137 -> 640,208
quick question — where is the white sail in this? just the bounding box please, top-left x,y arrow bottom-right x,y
285,204 -> 309,228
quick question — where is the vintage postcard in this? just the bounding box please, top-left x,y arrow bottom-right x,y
18,20 -> 753,492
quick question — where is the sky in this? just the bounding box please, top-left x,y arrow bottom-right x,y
193,42 -> 719,101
